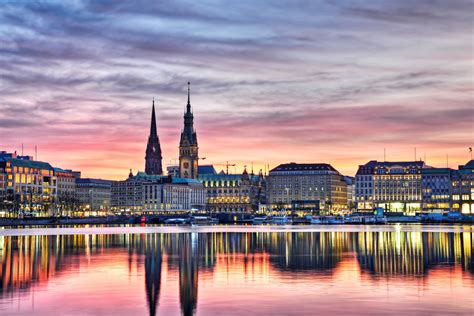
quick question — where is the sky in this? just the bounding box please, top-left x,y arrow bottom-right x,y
0,0 -> 473,179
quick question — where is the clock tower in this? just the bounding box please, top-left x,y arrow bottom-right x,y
179,82 -> 199,179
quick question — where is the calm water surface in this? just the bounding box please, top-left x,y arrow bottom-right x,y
0,226 -> 473,315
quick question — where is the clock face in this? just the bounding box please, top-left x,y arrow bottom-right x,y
183,162 -> 189,168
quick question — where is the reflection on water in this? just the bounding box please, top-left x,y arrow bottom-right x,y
0,231 -> 473,315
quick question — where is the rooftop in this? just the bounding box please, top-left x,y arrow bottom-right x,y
198,165 -> 217,175
3,157 -> 54,171
270,163 -> 338,173
76,178 -> 113,185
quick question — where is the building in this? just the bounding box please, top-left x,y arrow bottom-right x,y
179,82 -> 199,179
111,172 -> 206,213
55,168 -> 77,197
198,165 -> 265,213
266,163 -> 348,215
355,160 -> 425,214
75,178 -> 112,215
344,176 -> 356,211
145,100 -> 163,175
166,165 -> 180,177
421,168 -> 453,213
54,168 -> 80,216
0,151 -> 57,217
452,160 -> 474,214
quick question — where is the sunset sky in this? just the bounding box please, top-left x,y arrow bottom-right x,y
0,0 -> 472,179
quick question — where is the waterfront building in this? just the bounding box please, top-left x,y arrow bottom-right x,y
451,160 -> 474,214
111,172 -> 206,213
344,176 -> 356,211
55,168 -> 77,197
0,151 -> 57,217
421,168 -> 453,213
145,100 -> 163,175
55,168 -> 80,216
75,178 -> 112,215
266,163 -> 348,214
355,160 -> 425,214
179,83 -> 199,179
198,165 -> 265,213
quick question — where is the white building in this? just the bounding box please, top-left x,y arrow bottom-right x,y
111,172 -> 206,213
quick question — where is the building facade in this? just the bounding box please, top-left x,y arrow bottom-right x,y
266,163 -> 348,214
344,176 -> 356,211
179,82 -> 199,179
356,160 -> 425,214
198,166 -> 265,213
421,168 -> 453,213
145,100 -> 163,175
55,168 -> 80,216
111,172 -> 206,213
75,178 -> 112,215
452,160 -> 474,214
0,151 -> 57,217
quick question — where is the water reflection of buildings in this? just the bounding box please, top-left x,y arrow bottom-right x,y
355,232 -> 473,275
0,231 -> 472,315
145,234 -> 162,316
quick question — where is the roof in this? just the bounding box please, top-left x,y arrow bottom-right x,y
76,178 -> 112,186
356,160 -> 425,175
172,177 -> 203,185
460,160 -> 474,170
4,158 -> 53,171
270,163 -> 338,173
134,171 -> 169,181
198,165 -> 217,175
422,168 -> 453,174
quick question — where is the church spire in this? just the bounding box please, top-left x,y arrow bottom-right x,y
150,98 -> 157,137
145,99 -> 163,175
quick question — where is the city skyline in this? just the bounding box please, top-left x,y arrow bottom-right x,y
1,1 -> 472,180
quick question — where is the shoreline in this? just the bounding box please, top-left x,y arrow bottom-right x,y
1,214 -> 473,228
1,223 -> 473,237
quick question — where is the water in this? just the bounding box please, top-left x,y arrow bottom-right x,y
0,226 -> 473,315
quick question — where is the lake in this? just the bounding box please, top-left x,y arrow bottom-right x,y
0,225 -> 473,315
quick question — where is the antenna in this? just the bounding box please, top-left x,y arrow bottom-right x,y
21,143 -> 24,156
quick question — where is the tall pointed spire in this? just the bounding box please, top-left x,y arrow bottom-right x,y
186,82 -> 191,113
150,98 -> 157,137
145,99 -> 163,175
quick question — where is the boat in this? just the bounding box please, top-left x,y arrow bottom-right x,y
164,218 -> 188,225
324,216 -> 345,224
190,216 -> 219,225
344,215 -> 363,224
270,216 -> 291,225
252,216 -> 268,225
304,215 -> 323,224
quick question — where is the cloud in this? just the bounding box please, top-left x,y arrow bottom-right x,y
0,0 -> 472,178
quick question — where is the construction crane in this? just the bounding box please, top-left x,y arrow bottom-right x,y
213,161 -> 236,174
